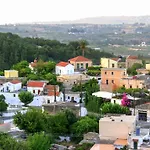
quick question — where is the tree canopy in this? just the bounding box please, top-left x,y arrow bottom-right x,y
18,91 -> 34,106
0,32 -> 114,71
0,95 -> 8,115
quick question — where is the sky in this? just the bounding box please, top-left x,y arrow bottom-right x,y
0,0 -> 150,24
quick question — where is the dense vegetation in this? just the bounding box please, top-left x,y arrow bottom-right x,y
0,32 -> 114,71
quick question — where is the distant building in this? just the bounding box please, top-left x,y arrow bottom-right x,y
100,68 -> 127,92
99,115 -> 136,140
29,59 -> 38,70
27,80 -> 47,95
146,64 -> 150,70
68,56 -> 92,70
4,70 -> 18,78
2,80 -> 22,92
55,61 -> 74,75
126,55 -> 142,68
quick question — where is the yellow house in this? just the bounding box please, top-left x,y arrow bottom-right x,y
4,70 -> 18,78
101,58 -> 120,68
146,64 -> 150,70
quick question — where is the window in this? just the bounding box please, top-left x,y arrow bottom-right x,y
114,100 -> 116,104
112,64 -> 115,68
86,63 -> 88,69
130,85 -> 132,88
77,63 -> 79,69
111,72 -> 114,75
106,80 -> 108,85
105,72 -> 107,75
123,85 -> 125,88
68,96 -> 70,99
80,63 -> 83,68
112,80 -> 114,84
13,94 -> 16,97
33,90 -> 35,93
47,100 -> 50,104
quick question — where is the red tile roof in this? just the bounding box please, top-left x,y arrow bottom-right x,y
111,58 -> 120,61
27,81 -> 45,87
56,61 -> 69,67
10,80 -> 21,84
127,55 -> 138,59
69,56 -> 91,62
45,85 -> 59,91
48,91 -> 60,96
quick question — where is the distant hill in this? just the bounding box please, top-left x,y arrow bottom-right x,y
48,16 -> 150,24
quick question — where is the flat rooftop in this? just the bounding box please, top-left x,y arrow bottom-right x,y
100,115 -> 136,123
101,68 -> 126,71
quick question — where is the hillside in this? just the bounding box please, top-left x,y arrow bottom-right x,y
0,32 -> 113,71
48,16 -> 150,24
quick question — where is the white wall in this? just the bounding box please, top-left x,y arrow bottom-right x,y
111,98 -> 122,105
2,82 -> 22,92
42,92 -> 64,104
56,64 -> 74,75
27,87 -> 44,95
65,93 -> 80,103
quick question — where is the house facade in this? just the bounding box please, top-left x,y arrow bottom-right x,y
43,92 -> 64,104
2,80 -> 22,92
68,56 -> 92,70
4,70 -> 18,78
27,81 -> 47,95
100,68 -> 127,92
55,62 -> 74,75
99,115 -> 136,140
126,55 -> 142,68
101,58 -> 120,68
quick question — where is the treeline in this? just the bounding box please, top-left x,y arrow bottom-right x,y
0,32 -> 113,71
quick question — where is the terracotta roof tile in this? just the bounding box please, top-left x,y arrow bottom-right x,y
90,144 -> 114,150
27,81 -> 45,87
48,91 -> 60,96
56,61 -> 69,67
45,85 -> 59,91
111,58 -> 120,61
114,139 -> 127,146
10,80 -> 21,84
127,55 -> 138,59
69,56 -> 91,62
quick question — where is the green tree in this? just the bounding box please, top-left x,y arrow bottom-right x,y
71,116 -> 98,142
127,63 -> 143,75
0,132 -> 28,150
27,132 -> 53,150
79,40 -> 88,57
0,95 -> 8,116
12,61 -> 31,77
13,108 -> 48,133
18,91 -> 34,106
101,103 -> 130,114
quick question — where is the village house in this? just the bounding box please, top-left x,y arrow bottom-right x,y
1,80 -> 22,92
68,56 -> 92,70
126,55 -> 142,68
4,70 -> 18,78
43,91 -> 64,104
100,68 -> 127,92
55,61 -> 74,75
29,59 -> 38,70
27,80 -> 47,95
136,68 -> 149,75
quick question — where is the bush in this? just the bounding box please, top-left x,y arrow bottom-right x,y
101,103 -> 130,114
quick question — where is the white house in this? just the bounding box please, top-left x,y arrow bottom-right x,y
55,61 -> 74,75
27,81 -> 47,95
65,91 -> 80,103
1,80 -> 22,92
43,91 -> 64,104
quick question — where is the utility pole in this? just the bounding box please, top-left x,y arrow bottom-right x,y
54,85 -> 56,103
63,87 -> 66,102
80,75 -> 82,117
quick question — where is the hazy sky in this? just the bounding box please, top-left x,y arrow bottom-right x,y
1,0 -> 150,24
